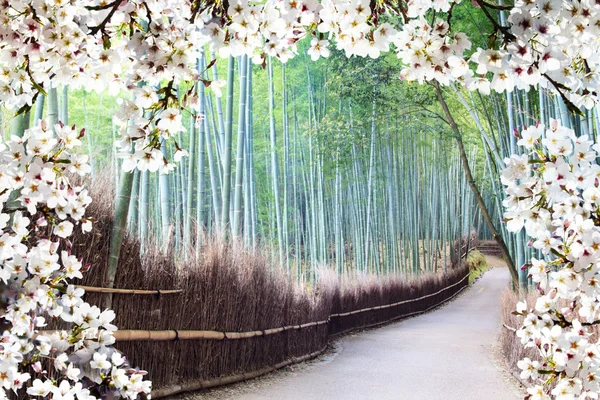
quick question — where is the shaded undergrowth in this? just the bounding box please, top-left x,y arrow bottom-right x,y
466,249 -> 488,283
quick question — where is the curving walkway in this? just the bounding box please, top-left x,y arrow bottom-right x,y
224,267 -> 520,400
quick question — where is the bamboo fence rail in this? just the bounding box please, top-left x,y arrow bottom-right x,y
113,320 -> 330,342
107,272 -> 469,342
329,272 -> 469,318
151,347 -> 327,399
77,286 -> 182,295
149,271 -> 470,398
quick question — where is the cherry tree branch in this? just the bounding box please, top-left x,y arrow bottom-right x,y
87,0 -> 123,36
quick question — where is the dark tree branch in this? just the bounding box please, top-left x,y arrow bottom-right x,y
88,0 -> 122,36
431,81 -> 519,286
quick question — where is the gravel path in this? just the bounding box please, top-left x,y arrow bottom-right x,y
209,267 -> 521,400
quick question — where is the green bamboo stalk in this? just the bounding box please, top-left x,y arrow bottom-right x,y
268,58 -> 284,266
60,85 -> 68,125
196,73 -> 207,247
106,168 -> 134,308
159,138 -> 172,246
128,170 -> 140,234
204,83 -> 222,232
34,94 -> 45,125
221,56 -> 235,233
139,170 -> 149,249
10,113 -> 27,138
232,55 -> 248,237
47,87 -> 58,131
82,91 -> 95,179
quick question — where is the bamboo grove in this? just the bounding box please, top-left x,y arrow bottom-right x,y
3,33 -> 600,291
0,48 -> 486,285
6,18 -> 589,289
7,44 -> 597,290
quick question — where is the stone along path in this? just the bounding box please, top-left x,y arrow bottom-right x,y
215,267 -> 520,400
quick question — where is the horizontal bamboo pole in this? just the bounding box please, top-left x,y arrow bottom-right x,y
330,272 -> 469,318
151,347 -> 328,399
149,273 -> 470,398
112,319 -> 330,342
78,286 -> 182,295
109,272 -> 469,342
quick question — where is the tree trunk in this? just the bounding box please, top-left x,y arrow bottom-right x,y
432,81 -> 518,286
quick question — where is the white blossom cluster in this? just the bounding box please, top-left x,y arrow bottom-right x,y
2,0 -> 600,174
0,0 -> 200,173
475,0 -> 600,109
0,121 -> 151,399
502,121 -> 600,400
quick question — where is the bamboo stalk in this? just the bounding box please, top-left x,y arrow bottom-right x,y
47,87 -> 58,130
232,55 -> 248,236
220,56 -> 235,232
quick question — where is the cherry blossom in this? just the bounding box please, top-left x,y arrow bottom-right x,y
502,120 -> 600,400
0,121 -> 151,398
2,0 -> 600,398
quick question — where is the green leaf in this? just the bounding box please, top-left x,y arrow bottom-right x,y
102,33 -> 111,50
14,103 -> 32,117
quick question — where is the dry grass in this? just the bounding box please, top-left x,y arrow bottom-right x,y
500,289 -> 540,380
500,289 -> 600,384
54,175 -> 470,393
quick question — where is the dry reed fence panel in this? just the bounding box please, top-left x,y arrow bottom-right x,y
71,234 -> 467,396
57,183 -> 471,396
70,230 -> 468,396
328,266 -> 468,335
86,261 -> 467,395
73,230 -> 468,395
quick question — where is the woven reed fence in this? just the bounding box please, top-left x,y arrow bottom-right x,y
31,178 -> 472,398
73,238 -> 469,398
70,257 -> 469,398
